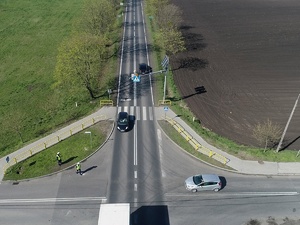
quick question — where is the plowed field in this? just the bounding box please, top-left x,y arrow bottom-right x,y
170,0 -> 300,149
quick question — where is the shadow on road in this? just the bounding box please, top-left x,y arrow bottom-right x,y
82,165 -> 97,174
131,205 -> 170,225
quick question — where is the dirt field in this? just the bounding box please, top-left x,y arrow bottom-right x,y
169,0 -> 300,150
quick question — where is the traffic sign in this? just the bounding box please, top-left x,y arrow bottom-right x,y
133,75 -> 140,82
161,55 -> 169,70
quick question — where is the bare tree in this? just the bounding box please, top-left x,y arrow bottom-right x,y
156,4 -> 182,29
253,119 -> 282,152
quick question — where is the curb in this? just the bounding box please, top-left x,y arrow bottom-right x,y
1,119 -> 115,183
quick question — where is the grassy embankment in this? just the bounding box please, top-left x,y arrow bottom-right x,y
0,0 -> 119,158
2,0 -> 122,180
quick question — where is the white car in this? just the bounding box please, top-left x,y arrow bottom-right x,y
185,174 -> 222,192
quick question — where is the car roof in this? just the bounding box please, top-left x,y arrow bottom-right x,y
201,174 -> 220,182
139,63 -> 147,67
118,112 -> 128,118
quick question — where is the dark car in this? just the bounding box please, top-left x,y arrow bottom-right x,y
139,63 -> 152,75
117,112 -> 129,132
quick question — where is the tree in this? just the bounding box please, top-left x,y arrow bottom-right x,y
156,28 -> 185,55
156,4 -> 182,29
54,33 -> 109,99
81,0 -> 117,36
253,119 -> 282,152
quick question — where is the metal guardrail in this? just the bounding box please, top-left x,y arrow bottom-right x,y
158,100 -> 172,105
164,116 -> 229,165
100,100 -> 113,106
3,115 -> 107,172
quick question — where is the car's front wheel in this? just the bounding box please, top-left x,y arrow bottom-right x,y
191,189 -> 197,193
213,188 -> 220,192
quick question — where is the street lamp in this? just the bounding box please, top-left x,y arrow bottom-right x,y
85,131 -> 92,150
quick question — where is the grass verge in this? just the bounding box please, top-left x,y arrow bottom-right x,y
3,120 -> 113,181
158,120 -> 235,170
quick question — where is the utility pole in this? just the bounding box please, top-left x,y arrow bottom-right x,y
276,94 -> 300,152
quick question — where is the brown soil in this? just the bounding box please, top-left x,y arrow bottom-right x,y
169,0 -> 300,150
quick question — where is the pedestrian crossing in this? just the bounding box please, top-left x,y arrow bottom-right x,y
117,106 -> 154,121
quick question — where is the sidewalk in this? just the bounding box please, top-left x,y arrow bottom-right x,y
155,106 -> 300,176
1,106 -> 300,182
0,107 -> 117,181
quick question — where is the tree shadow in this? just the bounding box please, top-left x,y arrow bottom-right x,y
171,57 -> 208,72
180,25 -> 207,52
182,86 -> 206,99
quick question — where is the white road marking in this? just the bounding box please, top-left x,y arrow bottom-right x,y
143,106 -> 147,120
157,129 -> 165,177
0,197 -> 107,204
165,192 -> 299,197
149,107 -> 153,120
134,183 -> 137,192
134,121 -> 137,165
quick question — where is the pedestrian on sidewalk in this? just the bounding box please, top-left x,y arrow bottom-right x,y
76,162 -> 82,175
56,152 -> 62,166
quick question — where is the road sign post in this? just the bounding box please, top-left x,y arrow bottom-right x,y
161,55 -> 169,103
107,89 -> 112,99
164,106 -> 169,119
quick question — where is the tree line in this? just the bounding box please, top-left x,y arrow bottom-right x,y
54,0 -> 120,99
145,0 -> 185,56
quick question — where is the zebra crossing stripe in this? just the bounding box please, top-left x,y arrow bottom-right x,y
149,107 -> 153,120
136,106 -> 140,120
130,106 -> 134,116
143,107 -> 147,121
117,106 -> 153,120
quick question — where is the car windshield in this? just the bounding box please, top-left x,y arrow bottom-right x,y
193,175 -> 203,185
118,114 -> 128,125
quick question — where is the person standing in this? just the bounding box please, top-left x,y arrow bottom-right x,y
56,152 -> 62,166
76,162 -> 82,175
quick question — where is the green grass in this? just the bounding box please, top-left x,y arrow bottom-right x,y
158,120 -> 235,170
3,121 -> 113,181
0,0 -> 120,158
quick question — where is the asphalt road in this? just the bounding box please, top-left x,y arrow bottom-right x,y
1,0 -> 300,225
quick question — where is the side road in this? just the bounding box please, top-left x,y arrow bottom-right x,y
1,106 -> 300,181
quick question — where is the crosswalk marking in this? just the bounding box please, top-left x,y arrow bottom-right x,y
117,106 -> 153,121
149,107 -> 153,120
130,106 -> 134,116
136,106 -> 140,120
142,107 -> 147,121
